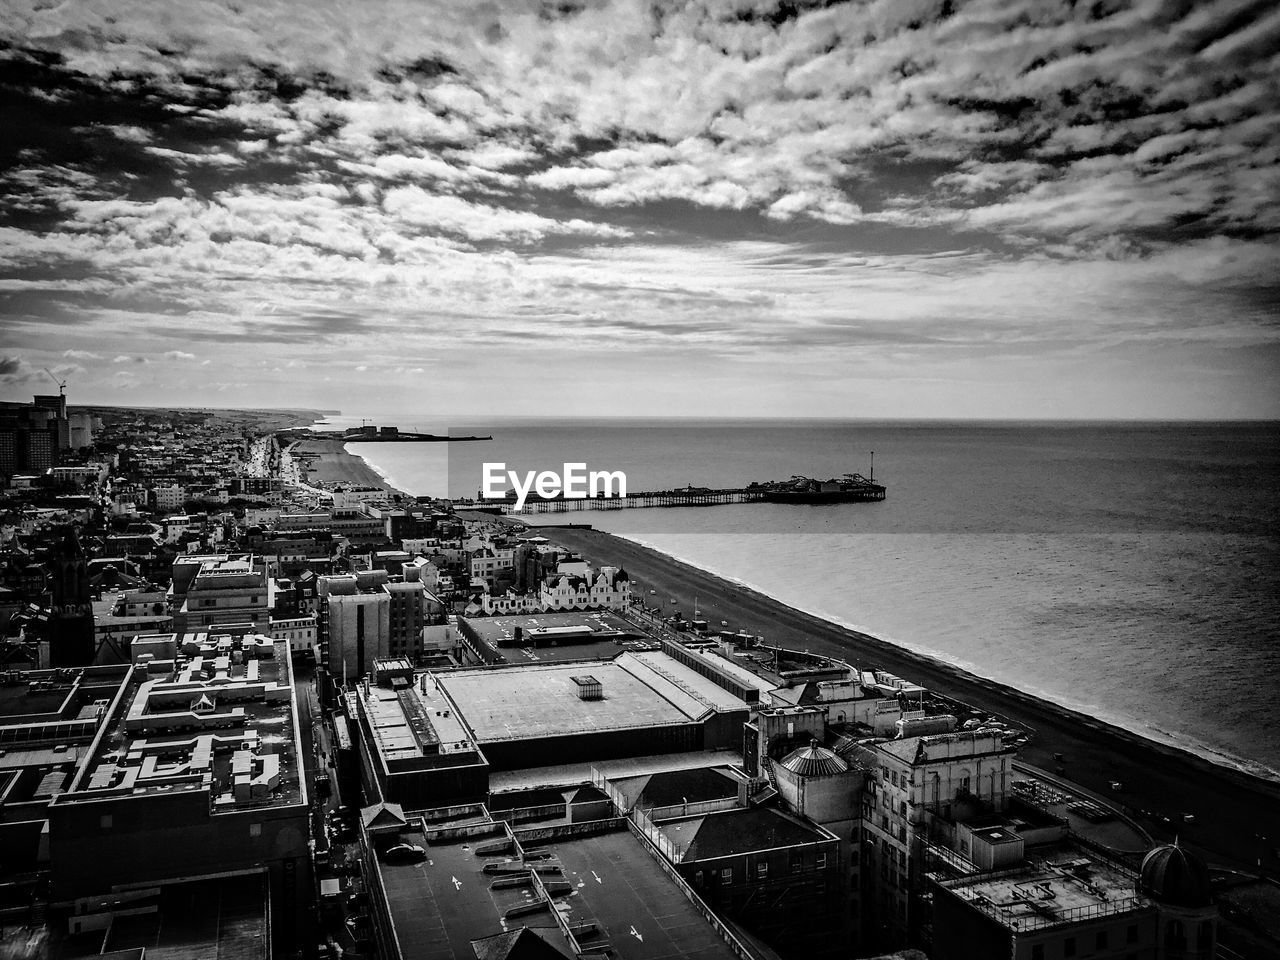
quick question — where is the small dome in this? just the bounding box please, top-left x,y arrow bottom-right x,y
778,743 -> 848,778
1139,843 -> 1212,908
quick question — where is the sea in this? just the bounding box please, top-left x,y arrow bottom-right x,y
325,417 -> 1280,782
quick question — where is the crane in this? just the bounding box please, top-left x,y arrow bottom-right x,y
43,368 -> 67,396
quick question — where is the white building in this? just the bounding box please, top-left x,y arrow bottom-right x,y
270,615 -> 319,659
151,483 -> 186,512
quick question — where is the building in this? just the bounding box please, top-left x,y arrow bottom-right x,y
152,483 -> 187,513
47,632 -> 312,954
433,650 -> 753,772
642,803 -> 844,957
43,526 -> 96,667
0,665 -> 132,884
360,803 -> 749,960
173,557 -> 269,632
930,840 -> 1218,960
321,572 -> 434,681
269,614 -> 319,660
349,669 -> 488,808
538,565 -> 631,612
772,742 -> 867,946
858,730 -> 1016,949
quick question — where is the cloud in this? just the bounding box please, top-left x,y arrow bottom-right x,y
0,0 -> 1277,415
382,187 -> 630,242
164,350 -> 196,360
63,349 -> 103,360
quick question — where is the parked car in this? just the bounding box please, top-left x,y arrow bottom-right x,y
381,843 -> 427,863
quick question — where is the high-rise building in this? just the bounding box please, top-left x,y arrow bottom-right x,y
44,526 -> 95,666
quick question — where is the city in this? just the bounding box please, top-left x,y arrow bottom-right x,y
1,391 -> 1277,960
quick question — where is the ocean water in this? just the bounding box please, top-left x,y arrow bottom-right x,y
328,417 -> 1280,780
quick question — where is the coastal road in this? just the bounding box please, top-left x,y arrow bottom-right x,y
543,526 -> 1280,877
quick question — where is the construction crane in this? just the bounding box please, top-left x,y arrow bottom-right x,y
43,368 -> 67,396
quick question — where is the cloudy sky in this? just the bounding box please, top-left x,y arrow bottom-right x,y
1,0 -> 1277,418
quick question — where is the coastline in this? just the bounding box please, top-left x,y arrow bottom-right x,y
620,534 -> 1279,785
537,524 -> 1280,874
288,437 -> 415,497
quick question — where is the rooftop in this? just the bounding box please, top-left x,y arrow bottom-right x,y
360,677 -> 476,769
461,611 -> 644,665
939,848 -> 1150,934
63,635 -> 303,810
655,806 -> 835,863
437,652 -> 751,744
611,765 -> 742,812
376,822 -> 742,960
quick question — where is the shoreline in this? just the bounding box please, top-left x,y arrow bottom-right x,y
535,524 -> 1280,875
619,534 -> 1279,786
288,437 -> 416,497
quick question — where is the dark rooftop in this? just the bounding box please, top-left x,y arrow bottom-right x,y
657,806 -> 834,863
376,822 -> 743,960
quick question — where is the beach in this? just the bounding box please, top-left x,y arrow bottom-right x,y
290,438 -> 407,491
533,523 -> 1280,875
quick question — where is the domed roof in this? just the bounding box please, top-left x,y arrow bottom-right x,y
1139,843 -> 1212,908
778,743 -> 848,778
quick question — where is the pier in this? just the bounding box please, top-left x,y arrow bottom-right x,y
483,477 -> 886,514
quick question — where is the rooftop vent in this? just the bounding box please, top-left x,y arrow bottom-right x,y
571,675 -> 602,701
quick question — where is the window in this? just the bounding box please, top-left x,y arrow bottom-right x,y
815,853 -> 827,869
1064,937 -> 1076,957
249,822 -> 262,838
756,862 -> 768,879
720,868 -> 733,884
100,814 -> 113,829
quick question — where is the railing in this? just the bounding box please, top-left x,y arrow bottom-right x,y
623,817 -> 760,960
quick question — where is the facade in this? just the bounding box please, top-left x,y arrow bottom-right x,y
269,614 -> 319,659
859,730 -> 1016,949
174,558 -> 269,632
642,803 -> 845,958
539,565 -> 631,611
44,526 -> 96,667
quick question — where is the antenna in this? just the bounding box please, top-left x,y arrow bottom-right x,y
43,368 -> 67,396
870,451 -> 874,482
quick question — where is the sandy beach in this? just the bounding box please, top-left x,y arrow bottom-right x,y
290,438 -> 406,491
531,524 -> 1280,876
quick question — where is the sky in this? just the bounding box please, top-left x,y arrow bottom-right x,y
1,0 -> 1278,419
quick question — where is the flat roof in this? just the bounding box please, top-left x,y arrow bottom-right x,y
379,826 -> 566,960
66,636 -> 303,810
361,679 -> 475,767
377,824 -> 740,960
438,652 -> 750,744
941,850 -> 1149,933
554,829 -> 740,959
463,611 -> 637,647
